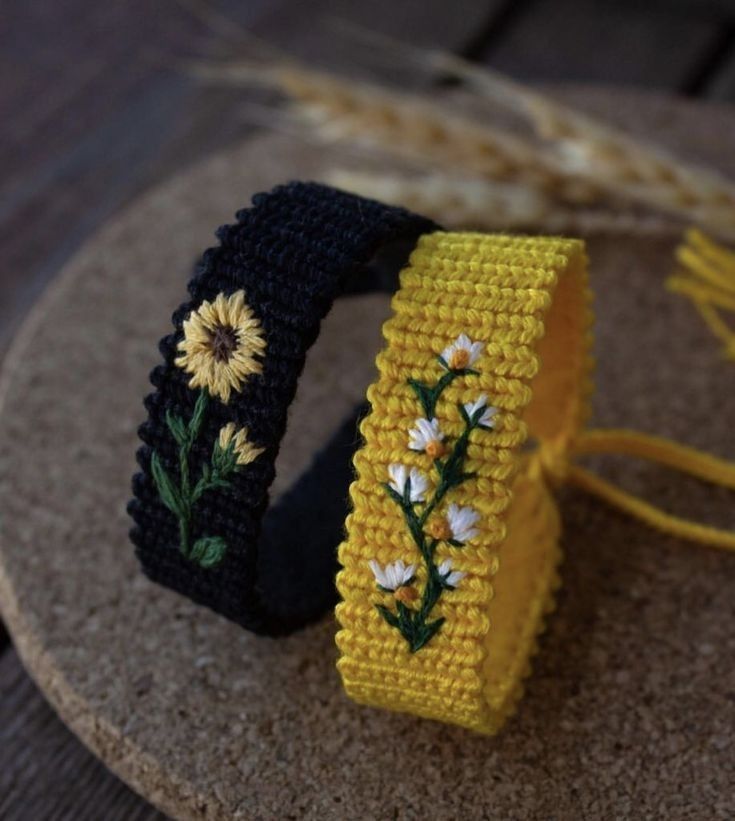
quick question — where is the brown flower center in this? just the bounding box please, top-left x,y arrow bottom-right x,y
425,439 -> 445,459
210,325 -> 239,363
394,586 -> 419,604
427,518 -> 452,541
449,349 -> 470,370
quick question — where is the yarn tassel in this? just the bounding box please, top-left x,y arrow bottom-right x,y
668,229 -> 735,360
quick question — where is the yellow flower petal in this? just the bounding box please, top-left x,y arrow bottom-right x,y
217,422 -> 263,466
175,290 -> 265,403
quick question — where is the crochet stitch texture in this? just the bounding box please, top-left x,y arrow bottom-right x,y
336,232 -> 591,733
129,182 -> 436,635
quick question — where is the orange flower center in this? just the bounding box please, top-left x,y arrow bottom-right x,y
394,586 -> 419,604
427,518 -> 452,541
449,349 -> 470,370
425,439 -> 445,459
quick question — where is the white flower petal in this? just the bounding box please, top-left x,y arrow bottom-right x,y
388,464 -> 429,503
468,340 -> 484,366
439,343 -> 455,367
393,560 -> 408,589
401,563 -> 416,585
441,334 -> 484,370
408,417 -> 444,452
408,467 -> 429,502
463,394 -> 487,419
388,463 -> 408,495
446,503 -> 481,543
369,559 -> 415,591
478,405 -> 498,429
369,559 -> 389,589
445,570 -> 466,588
436,557 -> 465,588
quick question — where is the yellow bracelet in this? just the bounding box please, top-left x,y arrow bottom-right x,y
335,230 -> 735,735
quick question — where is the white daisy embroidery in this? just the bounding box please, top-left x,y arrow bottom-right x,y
446,503 -> 481,543
440,333 -> 483,371
388,463 -> 429,503
369,559 -> 416,591
463,394 -> 499,429
408,417 -> 445,457
437,558 -> 466,589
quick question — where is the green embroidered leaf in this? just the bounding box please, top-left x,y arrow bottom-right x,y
376,352 -> 489,653
403,474 -> 413,506
457,471 -> 477,484
470,408 -> 486,427
212,440 -> 237,475
407,378 -> 435,418
384,483 -> 404,506
188,390 -> 209,441
404,509 -> 425,547
191,473 -> 231,503
189,535 -> 228,568
150,451 -> 184,518
211,440 -> 223,467
411,617 -> 445,653
165,411 -> 187,446
396,601 -> 415,635
376,604 -> 400,629
435,370 -> 458,393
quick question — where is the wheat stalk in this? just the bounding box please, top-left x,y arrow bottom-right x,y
400,48 -> 735,238
329,169 -> 680,237
323,23 -> 735,236
190,54 -> 735,239
191,62 -> 601,202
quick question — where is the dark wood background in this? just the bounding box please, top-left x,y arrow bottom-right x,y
2,0 -> 735,817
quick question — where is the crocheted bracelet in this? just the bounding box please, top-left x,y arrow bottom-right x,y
335,231 -> 735,735
129,182 -> 435,635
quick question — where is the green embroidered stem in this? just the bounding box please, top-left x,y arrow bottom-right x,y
408,359 -> 479,418
150,390 -> 237,569
379,362 -> 486,652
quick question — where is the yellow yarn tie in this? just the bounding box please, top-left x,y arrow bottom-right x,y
336,232 -> 735,736
668,228 -> 735,360
536,428 -> 735,552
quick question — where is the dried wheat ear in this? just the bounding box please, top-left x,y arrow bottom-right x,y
191,52 -> 735,240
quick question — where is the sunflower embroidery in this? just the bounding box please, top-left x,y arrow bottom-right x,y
370,333 -> 498,652
150,290 -> 266,569
176,290 -> 266,404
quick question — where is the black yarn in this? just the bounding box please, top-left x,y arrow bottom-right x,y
128,182 -> 437,635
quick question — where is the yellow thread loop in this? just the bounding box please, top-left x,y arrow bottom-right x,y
560,428 -> 735,552
526,439 -> 569,486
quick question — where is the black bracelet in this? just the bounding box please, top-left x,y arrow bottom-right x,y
128,182 -> 437,635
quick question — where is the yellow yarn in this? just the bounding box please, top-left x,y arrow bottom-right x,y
335,231 -> 735,735
668,228 -> 735,360
336,233 -> 590,734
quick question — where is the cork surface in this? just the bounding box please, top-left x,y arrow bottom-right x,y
1,88 -> 734,820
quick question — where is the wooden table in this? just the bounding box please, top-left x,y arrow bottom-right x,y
2,1 -> 735,817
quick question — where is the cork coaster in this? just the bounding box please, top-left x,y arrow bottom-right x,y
1,88 -> 734,820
